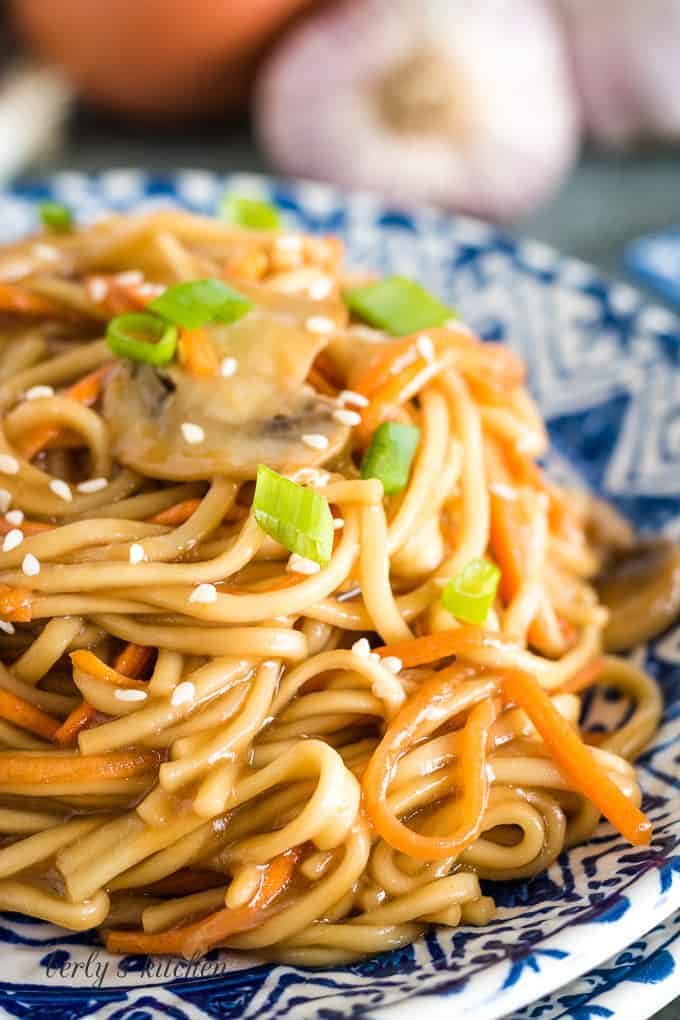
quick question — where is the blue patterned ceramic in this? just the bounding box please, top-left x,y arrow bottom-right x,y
0,172 -> 677,1020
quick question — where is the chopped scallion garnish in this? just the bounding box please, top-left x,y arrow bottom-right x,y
39,201 -> 73,233
148,279 -> 252,330
106,313 -> 178,365
441,559 -> 501,625
343,276 -> 455,336
220,194 -> 281,230
253,465 -> 334,566
360,422 -> 420,495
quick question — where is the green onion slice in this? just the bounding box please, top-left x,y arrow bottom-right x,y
106,313 -> 178,365
39,201 -> 73,233
441,559 -> 501,625
220,194 -> 281,230
361,422 -> 420,495
253,465 -> 334,566
148,279 -> 252,330
343,276 -> 455,336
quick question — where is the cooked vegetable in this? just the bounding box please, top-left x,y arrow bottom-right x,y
39,201 -> 73,233
441,558 -> 501,625
344,276 -> 453,336
106,313 -> 178,365
220,194 -> 281,230
149,279 -> 251,330
253,464 -> 334,566
361,421 -> 420,494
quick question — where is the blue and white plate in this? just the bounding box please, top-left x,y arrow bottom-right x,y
0,172 -> 677,1020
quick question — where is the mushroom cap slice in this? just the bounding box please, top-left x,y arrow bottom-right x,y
102,310 -> 350,480
596,539 -> 680,651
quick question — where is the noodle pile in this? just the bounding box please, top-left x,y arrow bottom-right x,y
0,207 -> 664,965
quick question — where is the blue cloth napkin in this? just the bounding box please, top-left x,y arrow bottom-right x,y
625,227 -> 680,305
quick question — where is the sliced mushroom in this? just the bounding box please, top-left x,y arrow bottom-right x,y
102,309 -> 350,480
596,539 -> 680,651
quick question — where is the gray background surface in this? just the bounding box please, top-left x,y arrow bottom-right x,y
28,110 -> 680,1020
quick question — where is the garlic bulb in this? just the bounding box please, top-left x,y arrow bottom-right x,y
254,0 -> 580,222
556,0 -> 680,147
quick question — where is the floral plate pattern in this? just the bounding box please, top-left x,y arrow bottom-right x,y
0,172 -> 677,1020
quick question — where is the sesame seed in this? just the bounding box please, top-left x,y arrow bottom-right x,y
0,455 -> 19,475
416,334 -> 435,362
302,433 -> 329,451
31,243 -> 60,261
2,529 -> 23,552
21,553 -> 40,577
382,656 -> 402,674
306,315 -> 336,335
287,553 -> 321,575
77,477 -> 108,493
136,282 -> 164,299
369,652 -> 380,662
333,408 -> 361,427
181,422 -> 205,445
171,681 -> 196,707
338,389 -> 369,409
115,688 -> 147,702
333,518 -> 345,530
129,543 -> 146,565
116,270 -> 144,286
351,637 -> 371,658
5,510 -> 23,526
490,482 -> 517,501
0,490 -> 11,513
293,467 -> 331,487
0,620 -> 15,635
220,356 -> 238,378
49,479 -> 72,502
189,583 -> 218,604
25,385 -> 54,401
309,277 -> 334,299
87,278 -> 109,302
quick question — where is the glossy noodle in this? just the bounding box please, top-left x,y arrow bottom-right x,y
0,206 -> 668,965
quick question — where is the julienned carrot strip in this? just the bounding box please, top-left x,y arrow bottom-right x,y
147,498 -> 202,526
0,518 -> 53,538
558,657 -> 607,695
178,327 -> 220,377
355,356 -> 429,444
0,688 -> 61,740
353,337 -> 421,400
362,667 -> 496,860
0,283 -> 67,318
307,366 -> 337,397
106,850 -> 298,958
375,624 -> 500,668
18,365 -> 111,461
113,643 -> 154,679
503,670 -> 652,846
53,701 -> 96,746
0,584 -> 33,622
85,274 -> 155,314
0,748 -> 161,784
70,650 -> 147,691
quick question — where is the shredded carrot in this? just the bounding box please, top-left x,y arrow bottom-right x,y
375,624 -> 522,669
558,657 -> 607,695
113,643 -> 154,680
353,337 -> 420,400
362,666 -> 496,860
178,327 -> 220,377
503,670 -> 652,846
0,585 -> 33,623
0,688 -> 61,741
0,518 -> 52,538
70,650 -> 147,691
0,283 -> 67,318
106,849 -> 298,958
147,498 -> 202,527
0,748 -> 161,784
224,248 -> 269,282
85,274 -> 153,314
307,366 -> 337,397
53,701 -> 96,746
356,356 -> 430,445
17,365 -> 111,461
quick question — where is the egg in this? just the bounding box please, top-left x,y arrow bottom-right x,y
11,0 -> 316,118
